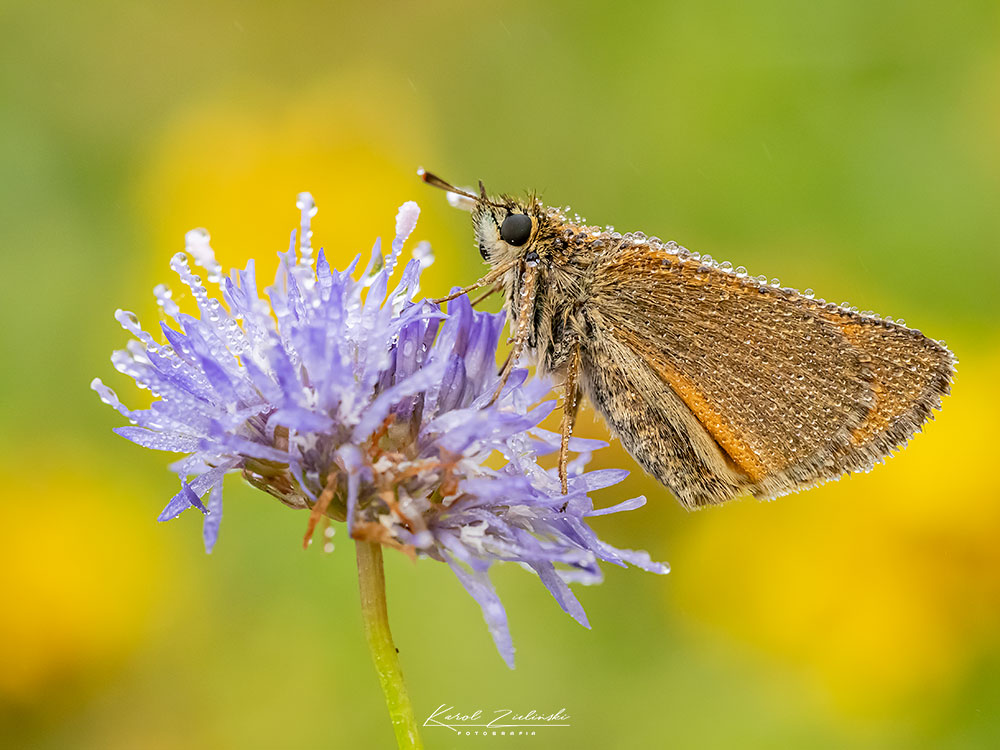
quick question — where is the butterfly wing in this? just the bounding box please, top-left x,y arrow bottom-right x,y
579,240 -> 955,508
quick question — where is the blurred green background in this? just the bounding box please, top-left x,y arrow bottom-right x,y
2,1 -> 999,748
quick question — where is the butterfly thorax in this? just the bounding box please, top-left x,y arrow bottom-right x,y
429,173 -> 955,509
503,212 -> 626,377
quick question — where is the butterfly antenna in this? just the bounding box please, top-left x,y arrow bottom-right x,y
417,169 -> 478,201
418,168 -> 504,208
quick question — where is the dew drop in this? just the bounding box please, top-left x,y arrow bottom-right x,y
185,227 -> 211,247
296,191 -> 318,217
185,228 -> 223,283
295,198 -> 319,275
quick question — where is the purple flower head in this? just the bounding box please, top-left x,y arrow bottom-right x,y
93,194 -> 668,667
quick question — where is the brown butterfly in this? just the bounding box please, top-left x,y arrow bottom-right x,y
420,170 -> 956,508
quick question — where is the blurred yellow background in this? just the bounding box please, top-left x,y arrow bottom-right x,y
2,1 -> 998,748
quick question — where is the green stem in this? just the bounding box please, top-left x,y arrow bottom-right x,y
355,541 -> 423,750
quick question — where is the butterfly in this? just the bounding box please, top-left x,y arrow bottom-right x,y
421,170 -> 956,508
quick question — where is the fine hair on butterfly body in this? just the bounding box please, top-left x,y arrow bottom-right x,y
420,169 -> 956,509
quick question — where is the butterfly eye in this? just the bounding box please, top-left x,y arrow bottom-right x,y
500,213 -> 532,246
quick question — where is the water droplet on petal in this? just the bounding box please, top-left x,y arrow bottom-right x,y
296,191 -> 317,217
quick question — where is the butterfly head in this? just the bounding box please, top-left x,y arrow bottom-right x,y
418,169 -> 553,269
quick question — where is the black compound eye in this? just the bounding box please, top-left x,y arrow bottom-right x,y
500,213 -> 533,246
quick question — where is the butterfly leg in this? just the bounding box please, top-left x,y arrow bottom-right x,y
488,320 -> 527,405
430,259 -> 516,305
559,345 -> 582,495
469,282 -> 502,308
488,263 -> 538,405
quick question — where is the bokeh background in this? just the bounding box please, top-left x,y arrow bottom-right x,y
3,1 -> 999,748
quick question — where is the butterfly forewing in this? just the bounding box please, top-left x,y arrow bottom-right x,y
583,240 -> 954,505
424,170 -> 957,510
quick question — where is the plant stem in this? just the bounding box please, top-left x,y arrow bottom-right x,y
355,540 -> 423,749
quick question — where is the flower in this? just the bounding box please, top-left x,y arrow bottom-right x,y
93,194 -> 668,666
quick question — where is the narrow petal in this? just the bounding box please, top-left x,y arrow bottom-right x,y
114,426 -> 201,453
586,495 -> 647,517
203,483 -> 224,552
530,562 -> 591,628
445,556 -> 515,669
158,482 -> 208,522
